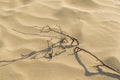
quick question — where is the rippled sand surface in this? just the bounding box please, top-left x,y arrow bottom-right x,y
0,0 -> 120,80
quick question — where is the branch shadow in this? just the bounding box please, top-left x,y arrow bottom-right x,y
73,51 -> 120,80
0,51 -> 37,67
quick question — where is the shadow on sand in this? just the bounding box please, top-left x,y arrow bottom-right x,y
74,51 -> 120,80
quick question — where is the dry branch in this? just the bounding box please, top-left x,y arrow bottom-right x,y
0,25 -> 120,75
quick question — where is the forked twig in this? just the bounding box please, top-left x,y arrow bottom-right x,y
0,25 -> 120,76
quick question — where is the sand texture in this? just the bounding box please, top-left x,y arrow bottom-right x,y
0,0 -> 120,80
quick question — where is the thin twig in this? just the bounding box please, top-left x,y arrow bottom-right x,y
0,25 -> 120,75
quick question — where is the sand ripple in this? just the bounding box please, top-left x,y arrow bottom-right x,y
0,0 -> 120,80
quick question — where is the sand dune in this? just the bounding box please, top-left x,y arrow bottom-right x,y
0,0 -> 120,80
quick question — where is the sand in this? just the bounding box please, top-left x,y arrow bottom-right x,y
0,0 -> 120,80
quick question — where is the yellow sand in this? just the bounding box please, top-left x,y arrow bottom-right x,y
0,0 -> 120,80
